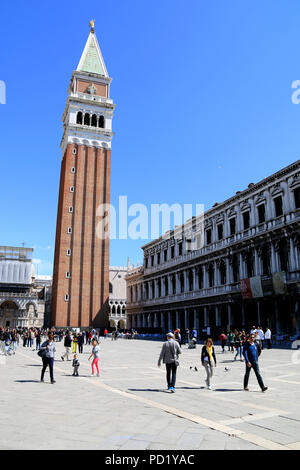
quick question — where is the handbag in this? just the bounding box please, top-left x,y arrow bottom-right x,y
37,349 -> 47,358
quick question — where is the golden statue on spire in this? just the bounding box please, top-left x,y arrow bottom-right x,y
89,19 -> 95,31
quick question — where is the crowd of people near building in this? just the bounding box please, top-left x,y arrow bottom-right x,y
158,325 -> 271,393
1,323 -> 271,393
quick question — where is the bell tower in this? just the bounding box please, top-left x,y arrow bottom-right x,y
51,22 -> 115,327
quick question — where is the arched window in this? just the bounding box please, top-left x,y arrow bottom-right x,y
99,115 -> 105,128
76,112 -> 83,124
91,114 -> 97,127
109,282 -> 113,294
84,113 -> 90,126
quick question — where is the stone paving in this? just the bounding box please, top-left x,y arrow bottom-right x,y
1,338 -> 300,450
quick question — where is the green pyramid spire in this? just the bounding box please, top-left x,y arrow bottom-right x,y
77,27 -> 108,77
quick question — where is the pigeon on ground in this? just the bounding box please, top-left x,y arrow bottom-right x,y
224,367 -> 230,372
194,366 -> 198,371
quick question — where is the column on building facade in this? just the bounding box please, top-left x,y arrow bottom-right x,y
176,273 -> 181,294
194,308 -> 199,330
257,300 -> 261,325
289,235 -> 300,271
271,242 -> 279,273
226,257 -> 232,285
254,248 -> 260,276
132,315 -> 136,328
184,270 -> 189,292
168,311 -> 172,331
127,315 -> 132,330
137,314 -> 142,328
228,303 -> 232,328
203,306 -> 208,326
142,314 -> 147,328
160,312 -> 165,332
214,260 -> 219,286
203,265 -> 208,289
154,279 -> 159,299
147,314 -> 152,328
148,281 -> 152,300
241,303 -> 245,327
161,277 -> 166,297
184,309 -> 189,329
215,305 -> 221,327
295,301 -> 300,334
167,274 -> 172,296
294,237 -> 300,270
193,268 -> 198,291
154,313 -> 158,328
239,252 -> 245,279
175,311 -> 180,328
274,299 -> 280,333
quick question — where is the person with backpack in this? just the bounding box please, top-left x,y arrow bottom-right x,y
243,333 -> 267,392
158,332 -> 181,392
201,338 -> 217,390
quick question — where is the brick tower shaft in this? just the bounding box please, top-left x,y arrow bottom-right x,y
51,24 -> 115,328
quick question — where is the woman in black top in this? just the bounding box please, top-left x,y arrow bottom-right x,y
201,338 -> 217,390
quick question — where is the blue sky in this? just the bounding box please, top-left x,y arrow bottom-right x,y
1,0 -> 300,275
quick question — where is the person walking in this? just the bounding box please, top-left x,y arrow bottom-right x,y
77,332 -> 84,354
72,354 -> 80,376
11,329 -> 18,354
22,330 -> 28,348
243,333 -> 267,392
72,333 -> 78,353
3,328 -> 11,355
234,331 -> 243,361
40,333 -> 56,384
201,338 -> 217,390
228,331 -> 235,352
257,326 -> 265,350
88,339 -> 101,377
265,328 -> 272,349
220,332 -> 227,353
158,332 -> 181,393
35,330 -> 41,351
61,331 -> 72,361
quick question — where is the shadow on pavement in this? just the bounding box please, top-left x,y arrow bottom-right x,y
128,388 -> 170,393
214,388 -> 243,392
14,380 -> 41,383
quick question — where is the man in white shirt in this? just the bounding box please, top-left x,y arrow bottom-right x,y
264,328 -> 272,349
250,326 -> 257,335
257,327 -> 265,350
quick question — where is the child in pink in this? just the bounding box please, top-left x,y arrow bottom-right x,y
89,339 -> 100,376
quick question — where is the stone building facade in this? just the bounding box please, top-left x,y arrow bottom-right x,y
0,246 -> 45,328
126,159 -> 300,337
108,266 -> 127,329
